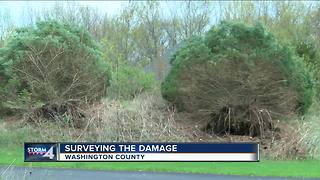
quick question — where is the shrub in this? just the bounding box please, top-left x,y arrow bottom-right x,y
294,38 -> 320,100
162,21 -> 314,137
0,20 -> 111,119
107,63 -> 156,100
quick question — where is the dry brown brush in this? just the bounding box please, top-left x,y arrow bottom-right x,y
7,91 -> 190,143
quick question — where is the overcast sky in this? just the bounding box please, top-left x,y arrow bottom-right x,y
0,1 -> 133,26
0,1 -> 127,13
0,1 -> 218,25
0,0 -> 226,35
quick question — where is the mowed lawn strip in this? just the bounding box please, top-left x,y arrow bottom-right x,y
0,146 -> 319,178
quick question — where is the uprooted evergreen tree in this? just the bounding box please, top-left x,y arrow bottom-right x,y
161,21 -> 314,137
0,20 -> 111,124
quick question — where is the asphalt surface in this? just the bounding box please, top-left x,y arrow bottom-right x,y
0,166 -> 319,180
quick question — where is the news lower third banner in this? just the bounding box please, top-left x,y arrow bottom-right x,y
24,143 -> 259,162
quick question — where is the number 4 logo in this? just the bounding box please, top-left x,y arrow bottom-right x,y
43,146 -> 55,159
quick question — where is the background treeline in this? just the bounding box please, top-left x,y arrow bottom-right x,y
1,1 -> 319,81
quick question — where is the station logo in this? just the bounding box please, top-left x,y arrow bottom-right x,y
24,143 -> 57,162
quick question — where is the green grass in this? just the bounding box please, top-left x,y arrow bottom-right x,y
0,145 -> 319,178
